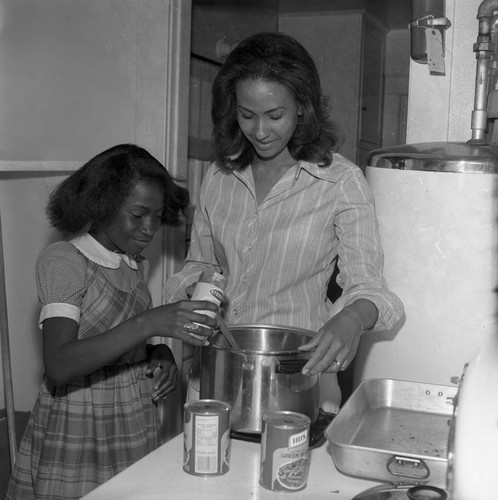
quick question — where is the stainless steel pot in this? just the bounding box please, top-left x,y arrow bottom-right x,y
199,324 -> 320,434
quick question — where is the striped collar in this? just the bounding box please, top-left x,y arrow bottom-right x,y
294,153 -> 358,183
229,152 -> 358,185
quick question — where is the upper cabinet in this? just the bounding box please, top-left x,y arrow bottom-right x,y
358,18 -> 386,167
279,10 -> 386,168
188,1 -> 278,162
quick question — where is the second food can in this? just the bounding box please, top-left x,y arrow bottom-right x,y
259,411 -> 311,492
183,399 -> 231,477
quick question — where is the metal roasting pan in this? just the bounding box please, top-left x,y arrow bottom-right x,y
324,378 -> 457,488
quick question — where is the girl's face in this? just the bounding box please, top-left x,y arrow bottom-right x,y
235,78 -> 300,165
95,180 -> 165,255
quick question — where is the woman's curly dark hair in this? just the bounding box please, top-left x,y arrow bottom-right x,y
211,32 -> 342,171
46,143 -> 189,236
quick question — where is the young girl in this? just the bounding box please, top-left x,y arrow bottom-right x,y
6,144 -> 218,500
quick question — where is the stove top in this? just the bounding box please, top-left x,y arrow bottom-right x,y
230,409 -> 335,449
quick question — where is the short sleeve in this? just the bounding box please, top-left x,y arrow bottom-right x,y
36,241 -> 88,326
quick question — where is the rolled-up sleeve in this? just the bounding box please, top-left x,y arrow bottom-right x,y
331,168 -> 405,331
163,165 -> 222,304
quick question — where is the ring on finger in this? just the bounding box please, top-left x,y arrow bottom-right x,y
332,359 -> 343,370
184,322 -> 199,334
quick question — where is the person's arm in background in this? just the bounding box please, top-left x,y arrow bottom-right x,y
300,166 -> 404,375
163,164 -> 223,303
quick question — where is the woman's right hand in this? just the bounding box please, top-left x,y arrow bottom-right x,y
141,300 -> 219,345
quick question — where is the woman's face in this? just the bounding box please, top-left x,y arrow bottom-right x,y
94,180 -> 165,255
235,78 -> 300,165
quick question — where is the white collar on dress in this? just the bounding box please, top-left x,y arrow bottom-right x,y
69,233 -> 138,270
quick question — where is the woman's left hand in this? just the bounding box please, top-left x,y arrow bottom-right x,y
298,301 -> 377,376
298,308 -> 362,375
146,344 -> 178,402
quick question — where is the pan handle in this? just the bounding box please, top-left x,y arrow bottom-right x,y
387,455 -> 430,481
276,358 -> 308,374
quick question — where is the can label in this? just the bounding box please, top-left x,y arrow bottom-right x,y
191,282 -> 224,319
183,399 -> 231,476
260,411 -> 311,491
191,272 -> 226,321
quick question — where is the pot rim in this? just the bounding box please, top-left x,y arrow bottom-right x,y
207,323 -> 316,355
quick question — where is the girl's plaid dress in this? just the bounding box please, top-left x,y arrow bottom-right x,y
6,235 -> 160,500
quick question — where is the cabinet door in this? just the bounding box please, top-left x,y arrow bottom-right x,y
279,12 -> 363,164
359,19 -> 385,164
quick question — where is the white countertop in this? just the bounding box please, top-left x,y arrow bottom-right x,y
81,433 -> 382,500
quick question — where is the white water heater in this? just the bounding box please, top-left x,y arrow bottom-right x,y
354,142 -> 498,388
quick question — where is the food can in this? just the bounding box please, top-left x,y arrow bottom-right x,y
191,271 -> 226,321
183,399 -> 231,477
260,411 -> 311,492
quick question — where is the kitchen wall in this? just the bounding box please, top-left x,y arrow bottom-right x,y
382,29 -> 410,147
0,0 -> 191,442
407,0 -> 481,143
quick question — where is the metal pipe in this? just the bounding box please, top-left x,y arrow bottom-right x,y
485,15 -> 498,119
469,0 -> 498,143
478,0 -> 498,18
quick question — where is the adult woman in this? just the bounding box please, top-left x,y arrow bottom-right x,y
163,32 -> 404,410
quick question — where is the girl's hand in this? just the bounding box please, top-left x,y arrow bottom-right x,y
298,302 -> 376,375
141,300 -> 219,346
146,344 -> 178,402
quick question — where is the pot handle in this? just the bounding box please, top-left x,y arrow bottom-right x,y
276,358 -> 308,374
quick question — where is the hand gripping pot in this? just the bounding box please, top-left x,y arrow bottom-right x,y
199,324 -> 320,434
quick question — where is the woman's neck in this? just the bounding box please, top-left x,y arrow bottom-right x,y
251,160 -> 296,204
